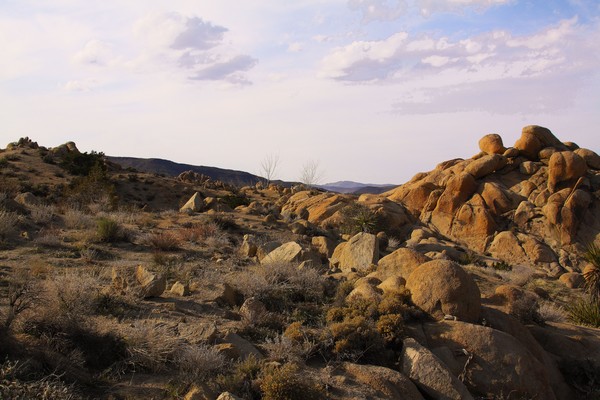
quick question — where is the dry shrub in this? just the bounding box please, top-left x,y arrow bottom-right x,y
62,208 -> 94,229
496,264 -> 534,286
143,231 -> 181,251
179,221 -> 229,247
120,320 -> 185,372
327,315 -> 383,361
33,228 -> 64,248
233,262 -> 325,312
0,360 -> 81,400
38,272 -> 102,323
263,333 -> 317,363
0,210 -> 18,241
178,343 -> 227,380
537,302 -> 567,323
30,204 -> 56,225
259,363 -> 324,400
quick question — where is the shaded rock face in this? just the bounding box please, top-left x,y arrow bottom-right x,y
423,321 -> 558,400
331,232 -> 379,272
405,260 -> 481,322
341,362 -> 425,400
401,338 -> 474,400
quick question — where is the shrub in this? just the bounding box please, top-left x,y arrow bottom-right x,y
144,231 -> 181,251
30,204 -> 56,225
63,208 -> 94,229
537,302 -> 567,323
260,363 -> 323,400
215,354 -> 263,399
178,221 -> 223,244
221,194 -> 250,209
584,242 -> 600,298
263,333 -> 317,363
0,360 -> 81,400
492,261 -> 512,271
0,210 -> 18,242
59,150 -> 105,176
566,296 -> 600,328
96,217 -> 122,242
178,343 -> 227,380
328,316 -> 383,361
340,203 -> 379,235
376,313 -> 405,346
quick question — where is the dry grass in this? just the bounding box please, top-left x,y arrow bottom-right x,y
30,204 -> 56,225
143,231 -> 182,251
0,210 -> 19,241
537,302 -> 567,323
177,343 -> 227,380
496,264 -> 534,287
62,208 -> 95,229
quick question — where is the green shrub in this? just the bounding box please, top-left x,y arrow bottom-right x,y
584,242 -> 600,298
328,315 -> 384,361
492,261 -> 512,271
340,203 -> 379,235
566,296 -> 600,327
260,363 -> 323,400
96,218 -> 121,242
59,150 -> 105,176
221,194 -> 250,209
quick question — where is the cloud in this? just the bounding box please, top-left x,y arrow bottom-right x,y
348,0 -> 408,22
320,17 -> 600,113
72,11 -> 257,86
73,40 -> 115,66
348,0 -> 512,21
287,42 -> 304,52
63,78 -> 100,92
188,54 -> 258,84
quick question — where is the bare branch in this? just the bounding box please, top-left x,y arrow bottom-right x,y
260,153 -> 280,185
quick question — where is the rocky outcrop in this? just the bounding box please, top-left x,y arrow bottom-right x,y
179,192 -> 204,213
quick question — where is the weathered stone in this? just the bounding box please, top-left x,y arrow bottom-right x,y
331,232 -> 379,272
423,321 -> 558,400
216,392 -> 243,400
405,260 -> 481,322
239,234 -> 258,258
261,241 -> 303,264
343,362 -> 425,400
311,236 -> 336,258
478,133 -> 506,155
179,192 -> 203,213
488,231 -> 528,265
574,147 -> 600,170
465,154 -> 507,179
519,161 -> 539,175
547,151 -> 587,192
401,338 -> 474,400
183,383 -> 215,400
377,248 -> 429,280
170,281 -> 190,296
135,265 -> 166,298
558,272 -> 585,288
221,332 -> 263,360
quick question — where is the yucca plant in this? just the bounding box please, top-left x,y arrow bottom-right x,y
583,242 -> 600,298
566,296 -> 600,328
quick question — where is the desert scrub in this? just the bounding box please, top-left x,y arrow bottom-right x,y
30,204 -> 56,225
566,296 -> 600,328
62,208 -> 95,229
327,315 -> 384,361
0,210 -> 18,242
260,362 -> 324,400
96,217 -> 123,242
215,354 -> 263,399
0,360 -> 82,400
143,231 -> 181,251
233,261 -> 325,312
339,203 -> 380,235
584,242 -> 600,298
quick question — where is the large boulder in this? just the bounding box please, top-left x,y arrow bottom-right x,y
478,134 -> 506,155
261,241 -> 303,264
514,125 -> 564,160
377,248 -> 430,280
574,147 -> 600,170
423,321 -> 558,399
330,232 -> 379,272
401,338 -> 474,400
341,363 -> 424,400
464,154 -> 507,179
547,151 -> 587,192
179,192 -> 204,213
405,260 -> 481,322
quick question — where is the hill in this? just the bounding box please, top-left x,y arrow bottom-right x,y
1,128 -> 600,399
107,156 -> 263,186
319,180 -> 397,194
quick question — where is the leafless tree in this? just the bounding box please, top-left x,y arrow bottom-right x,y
300,159 -> 324,188
260,153 -> 280,185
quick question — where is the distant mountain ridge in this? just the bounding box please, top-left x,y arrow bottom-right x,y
107,156 -> 263,186
319,181 -> 397,194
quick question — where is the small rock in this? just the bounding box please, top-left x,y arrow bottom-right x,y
171,281 -> 190,296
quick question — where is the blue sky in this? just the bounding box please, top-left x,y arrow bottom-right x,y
1,0 -> 599,184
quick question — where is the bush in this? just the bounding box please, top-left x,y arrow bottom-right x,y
0,360 -> 81,400
59,150 -> 105,176
584,242 -> 600,298
0,210 -> 18,242
144,231 -> 181,251
215,354 -> 263,399
221,194 -> 250,209
96,217 -> 122,242
178,343 -> 227,380
339,203 -> 380,235
327,316 -> 383,361
260,363 -> 323,400
566,296 -> 600,327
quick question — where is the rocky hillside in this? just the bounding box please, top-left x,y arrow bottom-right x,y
0,128 -> 599,400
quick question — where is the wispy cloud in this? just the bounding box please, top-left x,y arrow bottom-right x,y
321,17 -> 600,113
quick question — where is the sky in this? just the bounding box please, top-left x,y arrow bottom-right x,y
1,0 -> 599,184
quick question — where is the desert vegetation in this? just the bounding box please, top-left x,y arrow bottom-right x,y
1,128 -> 600,399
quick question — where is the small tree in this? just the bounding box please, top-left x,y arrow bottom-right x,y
260,153 -> 280,186
300,159 -> 324,188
